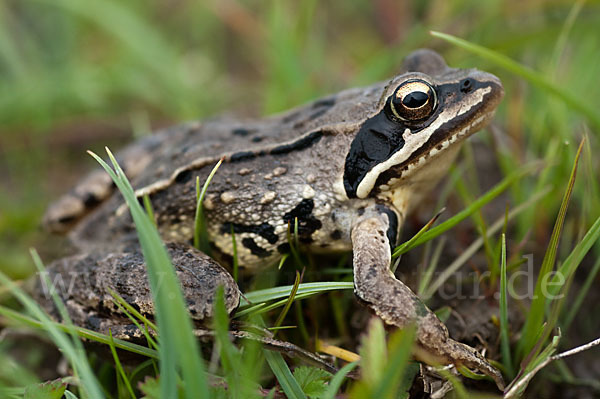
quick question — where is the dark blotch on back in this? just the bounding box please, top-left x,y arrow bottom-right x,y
242,237 -> 271,258
230,151 -> 257,163
221,222 -> 279,244
174,169 -> 194,184
232,128 -> 249,137
282,199 -> 322,243
82,192 -> 101,208
282,110 -> 302,124
225,130 -> 325,166
312,97 -> 336,108
277,243 -> 291,254
270,130 -> 323,156
308,108 -> 329,121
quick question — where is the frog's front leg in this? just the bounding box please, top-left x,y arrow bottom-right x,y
351,214 -> 505,390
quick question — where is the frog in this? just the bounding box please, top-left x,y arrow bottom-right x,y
33,242 -> 340,373
41,49 -> 505,389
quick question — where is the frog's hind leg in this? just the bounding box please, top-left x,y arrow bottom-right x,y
42,139 -> 158,234
351,216 -> 505,390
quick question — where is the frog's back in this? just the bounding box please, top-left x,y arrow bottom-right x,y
43,83 -> 382,237
129,86 -> 382,188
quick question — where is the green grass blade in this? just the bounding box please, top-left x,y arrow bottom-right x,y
231,225 -> 239,282
0,272 -> 104,399
0,387 -> 23,399
0,305 -> 158,359
358,318 -> 386,387
277,253 -> 290,270
540,214 -> 600,344
285,218 -> 303,266
550,215 -> 600,299
240,282 -> 354,306
89,148 -> 208,399
372,326 -> 416,399
454,175 -> 497,276
64,390 -> 79,399
237,291 -> 348,318
417,237 -> 445,296
264,350 -> 307,399
108,331 -> 136,399
213,286 -> 244,398
392,208 -> 444,260
273,271 -> 301,333
107,287 -> 158,331
562,256 -> 600,331
393,164 -> 537,257
506,334 -> 561,397
107,288 -> 158,349
30,250 -> 106,398
516,139 -> 583,361
142,194 -> 156,227
29,0 -> 190,110
194,159 -> 222,251
0,5 -> 27,79
321,361 -> 358,399
430,31 -> 600,130
499,234 -> 514,377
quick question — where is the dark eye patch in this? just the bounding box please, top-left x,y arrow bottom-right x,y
362,129 -> 391,160
343,112 -> 405,198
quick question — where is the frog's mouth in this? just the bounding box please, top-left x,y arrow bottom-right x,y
348,71 -> 503,199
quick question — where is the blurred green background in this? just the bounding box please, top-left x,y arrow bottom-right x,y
1,0 -> 599,285
1,0 -> 600,396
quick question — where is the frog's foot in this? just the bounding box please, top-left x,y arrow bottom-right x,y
414,313 -> 505,390
351,216 -> 504,390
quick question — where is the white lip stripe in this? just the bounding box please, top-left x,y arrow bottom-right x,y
355,86 -> 491,198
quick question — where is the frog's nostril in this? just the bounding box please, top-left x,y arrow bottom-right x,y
460,78 -> 473,93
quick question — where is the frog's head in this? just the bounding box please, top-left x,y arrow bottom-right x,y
342,49 -> 504,200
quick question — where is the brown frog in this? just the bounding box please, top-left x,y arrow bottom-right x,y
40,49 -> 505,389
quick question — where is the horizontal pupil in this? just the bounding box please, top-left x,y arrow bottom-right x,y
402,91 -> 428,108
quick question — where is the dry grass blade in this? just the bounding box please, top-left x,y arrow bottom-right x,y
506,336 -> 600,398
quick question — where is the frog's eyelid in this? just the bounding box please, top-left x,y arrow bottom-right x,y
377,78 -> 396,108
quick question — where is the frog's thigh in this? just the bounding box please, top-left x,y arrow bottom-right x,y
350,216 -> 504,389
35,243 -> 240,329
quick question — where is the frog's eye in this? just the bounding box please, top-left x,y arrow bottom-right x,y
388,79 -> 437,122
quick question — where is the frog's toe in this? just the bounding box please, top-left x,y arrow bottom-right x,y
415,337 -> 505,390
450,340 -> 505,390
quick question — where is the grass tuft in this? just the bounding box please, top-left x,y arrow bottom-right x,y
88,147 -> 208,399
516,139 -> 583,362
